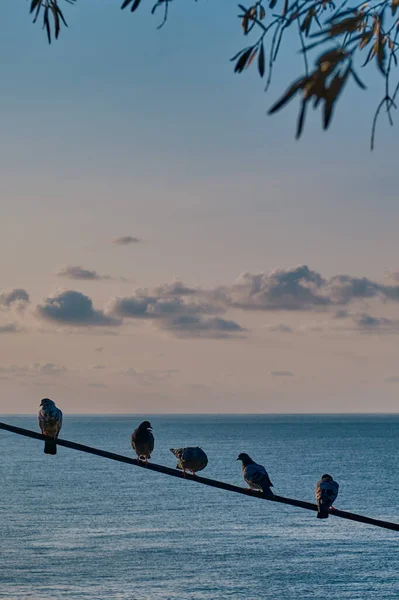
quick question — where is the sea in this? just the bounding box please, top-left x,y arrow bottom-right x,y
0,415 -> 398,599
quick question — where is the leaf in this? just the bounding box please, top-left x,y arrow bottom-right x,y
268,78 -> 306,114
121,0 -> 142,11
376,34 -> 386,75
44,5 -> 51,44
258,42 -> 265,77
234,47 -> 254,73
32,0 -> 43,24
247,47 -> 258,68
362,43 -> 377,67
323,68 -> 349,129
296,100 -> 307,138
329,16 -> 362,36
130,0 -> 142,12
300,10 -> 314,36
350,68 -> 366,90
30,0 -> 42,14
50,1 -> 61,39
316,48 -> 347,66
359,30 -> 373,50
230,47 -> 252,62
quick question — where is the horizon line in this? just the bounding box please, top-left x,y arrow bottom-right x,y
1,412 -> 398,417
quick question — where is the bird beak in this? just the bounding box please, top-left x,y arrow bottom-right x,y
236,457 -> 240,461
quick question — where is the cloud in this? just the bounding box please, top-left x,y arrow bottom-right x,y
333,309 -> 349,319
352,313 -> 399,332
0,363 -> 67,377
56,265 -> 111,281
92,364 -> 106,370
107,294 -> 219,320
219,266 -> 328,311
268,323 -> 293,333
387,270 -> 399,282
216,265 -> 399,312
161,315 -> 245,338
0,365 -> 28,377
0,323 -> 23,333
384,376 -> 399,383
0,288 -> 30,310
121,368 -> 178,385
106,285 -> 244,338
112,236 -> 141,245
271,370 -> 294,377
95,347 -> 104,352
154,280 -> 197,296
37,290 -> 121,327
32,363 -> 67,376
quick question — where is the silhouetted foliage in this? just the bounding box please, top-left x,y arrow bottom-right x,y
27,0 -> 399,147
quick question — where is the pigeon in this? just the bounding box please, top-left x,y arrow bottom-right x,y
315,474 -> 339,519
38,398 -> 63,455
131,421 -> 154,463
237,452 -> 274,495
170,447 -> 208,475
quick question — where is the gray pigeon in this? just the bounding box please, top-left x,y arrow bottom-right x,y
315,474 -> 339,519
170,447 -> 208,475
38,398 -> 63,455
131,421 -> 154,463
237,452 -> 274,495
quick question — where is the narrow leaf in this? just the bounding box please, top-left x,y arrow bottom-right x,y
296,100 -> 307,138
268,78 -> 306,114
234,47 -> 254,73
350,68 -> 366,89
258,42 -> 265,77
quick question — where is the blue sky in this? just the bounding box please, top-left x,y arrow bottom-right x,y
1,0 -> 399,413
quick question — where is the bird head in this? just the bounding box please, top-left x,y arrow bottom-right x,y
40,398 -> 55,407
139,420 -> 152,430
321,474 -> 333,481
237,452 -> 252,465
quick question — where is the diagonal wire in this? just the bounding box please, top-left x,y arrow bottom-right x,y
0,421 -> 398,532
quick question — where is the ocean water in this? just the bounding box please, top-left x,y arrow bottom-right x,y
0,414 -> 398,600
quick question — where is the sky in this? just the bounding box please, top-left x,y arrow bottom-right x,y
1,0 -> 399,414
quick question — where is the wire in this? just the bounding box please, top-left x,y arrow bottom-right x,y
1,420 -> 398,532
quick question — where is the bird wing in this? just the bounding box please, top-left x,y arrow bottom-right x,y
316,480 -> 339,504
55,409 -> 63,437
38,410 -> 45,434
244,463 -> 273,488
148,430 -> 155,453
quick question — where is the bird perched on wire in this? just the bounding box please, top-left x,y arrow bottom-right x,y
315,474 -> 339,519
237,452 -> 274,496
38,398 -> 63,455
170,447 -> 208,476
131,421 -> 154,464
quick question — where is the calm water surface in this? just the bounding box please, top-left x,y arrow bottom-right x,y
0,415 -> 398,599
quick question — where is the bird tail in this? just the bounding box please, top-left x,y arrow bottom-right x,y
317,504 -> 329,519
44,438 -> 57,455
170,448 -> 181,458
261,486 -> 274,496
